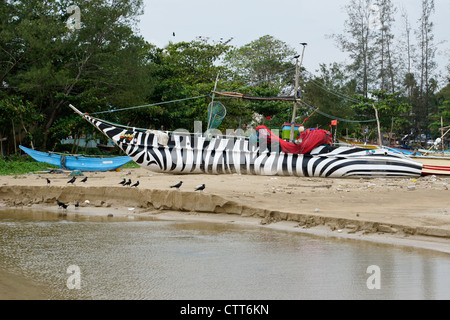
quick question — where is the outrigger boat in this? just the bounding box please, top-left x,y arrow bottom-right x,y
19,145 -> 132,172
68,104 -> 423,178
409,155 -> 450,176
337,137 -> 379,150
378,145 -> 450,176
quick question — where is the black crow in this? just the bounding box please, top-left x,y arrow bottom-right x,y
123,179 -> 131,186
170,181 -> 182,189
56,199 -> 65,208
195,184 -> 205,191
80,176 -> 87,183
61,203 -> 68,211
75,201 -> 79,209
67,176 -> 76,184
131,181 -> 139,187
46,178 -> 51,185
119,178 -> 126,185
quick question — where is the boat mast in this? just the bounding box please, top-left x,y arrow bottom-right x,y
289,43 -> 307,142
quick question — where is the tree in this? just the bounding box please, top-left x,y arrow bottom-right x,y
0,0 -> 149,150
224,35 -> 296,90
351,90 -> 412,144
0,94 -> 43,154
415,0 -> 437,139
331,0 -> 378,96
428,81 -> 450,140
145,38 -> 233,132
222,36 -> 297,128
398,6 -> 415,100
373,0 -> 398,93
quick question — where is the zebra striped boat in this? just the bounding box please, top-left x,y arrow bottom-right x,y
69,104 -> 423,178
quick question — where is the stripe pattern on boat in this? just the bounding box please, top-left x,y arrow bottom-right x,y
75,111 -> 423,178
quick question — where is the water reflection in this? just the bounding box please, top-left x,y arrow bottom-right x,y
0,209 -> 449,300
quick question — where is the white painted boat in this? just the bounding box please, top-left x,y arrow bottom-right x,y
69,104 -> 423,178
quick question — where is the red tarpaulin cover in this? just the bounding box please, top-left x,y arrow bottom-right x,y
256,125 -> 333,154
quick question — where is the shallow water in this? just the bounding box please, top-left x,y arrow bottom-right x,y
0,209 -> 449,300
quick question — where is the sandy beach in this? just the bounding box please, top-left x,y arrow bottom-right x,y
1,167 -> 450,299
1,167 -> 450,254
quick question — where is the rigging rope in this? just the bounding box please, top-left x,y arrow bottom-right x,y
301,69 -> 370,105
86,65 -> 374,125
90,95 -> 211,115
300,100 -> 376,123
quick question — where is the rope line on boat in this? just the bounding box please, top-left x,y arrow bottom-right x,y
302,69 -> 372,106
87,66 -> 376,124
300,100 -> 377,123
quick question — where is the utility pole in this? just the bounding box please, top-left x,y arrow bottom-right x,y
289,43 -> 307,142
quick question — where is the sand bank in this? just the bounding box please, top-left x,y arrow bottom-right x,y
1,167 -> 450,254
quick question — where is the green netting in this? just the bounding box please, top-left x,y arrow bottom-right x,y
207,101 -> 226,129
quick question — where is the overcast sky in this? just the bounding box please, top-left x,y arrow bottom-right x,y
137,0 -> 449,81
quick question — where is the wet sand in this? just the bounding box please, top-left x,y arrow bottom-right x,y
1,167 -> 449,250
0,269 -> 51,300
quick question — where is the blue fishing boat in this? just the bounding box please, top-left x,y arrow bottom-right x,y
19,145 -> 132,172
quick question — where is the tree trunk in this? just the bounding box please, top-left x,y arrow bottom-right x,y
41,51 -> 94,150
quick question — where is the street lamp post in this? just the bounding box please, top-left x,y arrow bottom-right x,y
289,43 -> 307,142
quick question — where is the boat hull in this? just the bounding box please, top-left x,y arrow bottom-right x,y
69,105 -> 423,178
19,145 -> 132,172
410,156 -> 450,176
337,138 -> 379,149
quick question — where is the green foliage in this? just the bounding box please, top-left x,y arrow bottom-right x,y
144,39 -> 233,131
0,0 -> 149,150
0,1 -> 448,155
224,35 -> 296,87
428,82 -> 450,137
351,90 -> 413,139
0,154 -> 58,176
0,93 -> 44,147
301,63 -> 359,132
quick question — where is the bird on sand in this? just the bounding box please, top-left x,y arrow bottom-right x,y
46,178 -> 51,185
80,176 -> 88,183
67,176 -> 76,184
123,179 -> 131,187
195,184 -> 205,191
61,203 -> 68,211
56,199 -> 65,209
119,178 -> 126,185
170,181 -> 183,189
131,181 -> 139,187
74,201 -> 79,209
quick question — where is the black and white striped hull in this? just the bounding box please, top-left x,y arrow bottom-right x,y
71,106 -> 423,178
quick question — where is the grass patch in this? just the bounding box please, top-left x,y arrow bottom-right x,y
0,160 -> 59,176
121,161 -> 140,169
